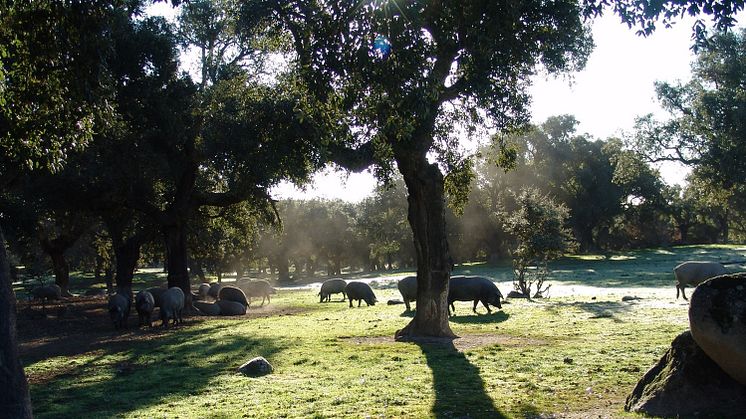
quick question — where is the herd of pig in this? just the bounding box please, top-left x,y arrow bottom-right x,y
319,275 -> 504,314
24,260 -> 724,331
104,279 -> 278,329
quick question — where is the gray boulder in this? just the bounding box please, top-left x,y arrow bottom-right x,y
689,273 -> 746,386
218,285 -> 249,307
625,331 -> 746,416
217,300 -> 247,316
345,281 -> 377,307
319,278 -> 347,302
397,276 -> 417,311
238,356 -> 273,377
194,301 -> 222,316
507,290 -> 529,299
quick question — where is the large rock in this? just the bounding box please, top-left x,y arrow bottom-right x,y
625,331 -> 746,417
238,356 -> 273,377
689,273 -> 746,386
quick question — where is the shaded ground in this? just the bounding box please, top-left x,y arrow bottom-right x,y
16,296 -> 303,372
341,334 -> 548,351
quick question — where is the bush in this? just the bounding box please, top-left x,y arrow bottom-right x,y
503,187 -> 575,298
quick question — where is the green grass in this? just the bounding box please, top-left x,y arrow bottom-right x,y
20,244 -> 745,418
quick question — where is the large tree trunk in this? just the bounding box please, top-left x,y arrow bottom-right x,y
164,223 -> 192,306
679,223 -> 690,244
112,235 -> 141,296
395,156 -> 456,339
0,227 -> 33,418
275,255 -> 290,284
49,249 -> 71,295
189,259 -> 206,282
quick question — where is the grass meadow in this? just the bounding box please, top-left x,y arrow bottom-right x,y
18,244 -> 746,418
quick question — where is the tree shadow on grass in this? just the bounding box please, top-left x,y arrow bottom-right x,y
543,300 -> 634,322
399,310 -> 510,325
29,323 -> 288,418
415,339 -> 507,419
449,310 -> 510,325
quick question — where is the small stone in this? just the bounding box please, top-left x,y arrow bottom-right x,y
238,356 -> 273,377
507,290 -> 529,299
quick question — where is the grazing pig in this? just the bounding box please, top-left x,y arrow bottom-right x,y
30,284 -> 62,303
146,287 -> 167,307
397,276 -> 417,312
345,282 -> 377,307
207,282 -> 223,299
319,278 -> 347,302
448,276 -> 503,315
160,287 -> 185,328
674,261 -> 728,300
108,293 -> 131,330
217,300 -> 247,316
242,280 -> 276,306
135,290 -> 155,327
218,286 -> 250,307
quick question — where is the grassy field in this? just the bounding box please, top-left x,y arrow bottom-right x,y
17,245 -> 746,418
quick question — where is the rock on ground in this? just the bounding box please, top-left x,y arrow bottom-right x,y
507,290 -> 528,299
689,273 -> 746,386
625,331 -> 746,417
238,356 -> 273,377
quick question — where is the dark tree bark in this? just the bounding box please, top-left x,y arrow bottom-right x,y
111,235 -> 141,295
395,154 -> 456,339
275,256 -> 290,284
39,232 -> 81,296
164,223 -> 192,305
106,218 -> 152,297
105,264 -> 114,295
0,227 -> 33,418
678,223 -> 690,244
189,260 -> 206,283
49,249 -> 71,294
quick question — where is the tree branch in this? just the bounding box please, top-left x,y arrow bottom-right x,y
327,141 -> 375,172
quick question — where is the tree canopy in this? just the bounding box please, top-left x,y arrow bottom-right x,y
633,28 -> 746,188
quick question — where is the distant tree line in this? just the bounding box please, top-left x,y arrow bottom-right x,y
6,113 -> 743,287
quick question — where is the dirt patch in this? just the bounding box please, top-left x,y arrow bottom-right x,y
340,333 -> 547,351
